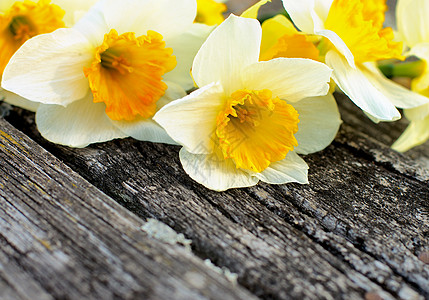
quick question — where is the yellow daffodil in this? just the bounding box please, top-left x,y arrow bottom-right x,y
392,0 -> 429,151
195,0 -> 226,26
282,0 -> 429,122
0,0 -> 96,111
154,15 -> 341,191
2,0 -> 209,147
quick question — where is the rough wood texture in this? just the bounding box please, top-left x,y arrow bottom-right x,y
1,0 -> 428,298
6,91 -> 428,300
0,118 -> 256,300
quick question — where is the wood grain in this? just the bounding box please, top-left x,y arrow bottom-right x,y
6,93 -> 428,300
0,118 -> 256,300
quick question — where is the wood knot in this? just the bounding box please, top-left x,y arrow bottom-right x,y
418,251 -> 429,264
365,291 -> 383,300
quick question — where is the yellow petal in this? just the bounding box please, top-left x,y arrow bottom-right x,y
84,29 -> 176,121
392,115 -> 429,152
241,0 -> 271,19
0,0 -> 65,74
216,89 -> 299,173
324,0 -> 403,63
195,0 -> 226,26
260,15 -> 319,61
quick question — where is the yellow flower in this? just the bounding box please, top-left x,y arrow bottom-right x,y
195,0 -> 226,26
84,29 -> 177,121
2,0 -> 208,147
0,0 -> 64,75
155,15 -> 341,191
0,0 -> 96,111
283,0 -> 429,122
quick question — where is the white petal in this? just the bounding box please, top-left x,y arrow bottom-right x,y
112,82 -> 186,144
112,118 -> 176,145
154,82 -> 225,154
282,0 -> 332,33
284,1 -> 355,66
73,2 -> 109,47
392,117 -> 429,152
281,0 -> 317,33
241,58 -> 332,102
316,30 -> 356,68
326,50 -> 401,122
404,103 -> 429,121
313,0 -> 334,24
155,81 -> 188,109
293,94 -> 341,155
397,0 -> 429,48
36,93 -> 127,148
0,89 -> 39,112
164,23 -> 213,91
255,151 -> 309,184
362,63 -> 429,109
192,14 -> 261,95
0,0 -> 16,11
408,43 -> 429,61
52,0 -> 98,27
179,148 -> 258,191
99,0 -> 196,40
2,28 -> 93,106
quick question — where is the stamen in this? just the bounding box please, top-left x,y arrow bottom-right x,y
8,16 -> 35,41
84,29 -> 176,121
216,89 -> 299,172
100,49 -> 134,75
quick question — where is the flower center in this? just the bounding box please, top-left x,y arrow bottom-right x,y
216,89 -> 299,173
324,0 -> 403,64
0,0 -> 65,74
100,49 -> 133,75
8,15 -> 34,41
84,29 -> 177,121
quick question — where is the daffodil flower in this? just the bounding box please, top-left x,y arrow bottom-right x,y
2,0 -> 208,147
0,0 -> 95,111
282,0 -> 429,122
154,15 -> 341,191
195,0 -> 227,26
392,0 -> 429,151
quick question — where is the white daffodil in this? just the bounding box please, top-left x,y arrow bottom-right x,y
2,0 -> 208,147
0,0 -> 96,111
392,0 -> 429,151
282,0 -> 429,122
154,15 -> 341,191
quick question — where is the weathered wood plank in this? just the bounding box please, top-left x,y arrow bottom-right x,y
6,95 -> 428,299
1,1 -> 427,299
0,118 -> 255,300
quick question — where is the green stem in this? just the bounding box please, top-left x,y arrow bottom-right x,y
379,60 -> 425,79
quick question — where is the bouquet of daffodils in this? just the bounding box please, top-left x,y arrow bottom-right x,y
0,0 -> 427,191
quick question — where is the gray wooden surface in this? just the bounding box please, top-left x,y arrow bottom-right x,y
1,0 -> 428,299
0,118 -> 255,300
3,91 -> 428,300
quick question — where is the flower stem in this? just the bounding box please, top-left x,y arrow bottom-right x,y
379,60 -> 425,79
